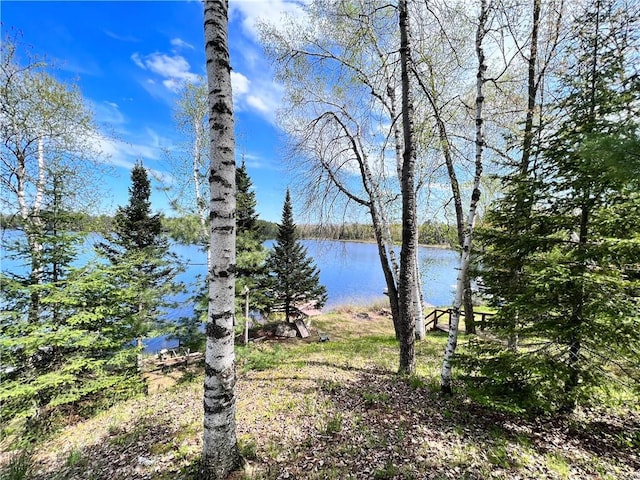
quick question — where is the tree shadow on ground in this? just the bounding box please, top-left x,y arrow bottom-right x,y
237,368 -> 639,480
21,359 -> 639,480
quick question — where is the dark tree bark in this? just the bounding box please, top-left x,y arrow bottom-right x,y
398,0 -> 418,374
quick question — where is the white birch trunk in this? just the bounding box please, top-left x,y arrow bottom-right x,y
413,252 -> 425,340
24,138 -> 46,323
193,120 -> 212,267
398,0 -> 418,374
201,0 -> 240,477
441,0 -> 488,394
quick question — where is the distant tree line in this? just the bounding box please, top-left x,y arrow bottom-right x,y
1,212 -> 112,233
298,220 -> 458,247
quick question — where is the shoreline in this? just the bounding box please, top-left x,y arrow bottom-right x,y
299,236 -> 455,250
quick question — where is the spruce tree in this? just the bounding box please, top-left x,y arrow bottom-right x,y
96,162 -> 182,348
0,170 -> 145,430
264,189 -> 327,322
235,161 -> 268,313
467,0 -> 640,412
236,161 -> 259,235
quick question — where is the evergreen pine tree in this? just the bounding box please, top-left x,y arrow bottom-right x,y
467,0 -> 640,412
235,161 -> 268,313
96,162 -> 182,348
264,189 -> 327,322
0,170 -> 145,430
236,161 -> 259,236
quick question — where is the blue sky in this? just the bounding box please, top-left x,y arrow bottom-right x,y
2,0 -> 309,223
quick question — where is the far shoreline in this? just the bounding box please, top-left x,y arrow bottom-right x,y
299,236 -> 456,250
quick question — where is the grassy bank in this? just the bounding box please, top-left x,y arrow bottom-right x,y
1,306 -> 638,479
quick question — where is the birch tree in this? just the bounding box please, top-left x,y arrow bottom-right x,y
261,0 -> 429,368
200,0 -> 240,477
0,37 -> 103,324
411,1 -> 478,334
169,80 -> 210,248
441,0 -> 489,394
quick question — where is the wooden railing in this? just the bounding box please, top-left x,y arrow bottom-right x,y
424,308 -> 495,332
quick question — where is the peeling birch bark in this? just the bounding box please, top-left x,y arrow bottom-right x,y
441,0 -> 488,394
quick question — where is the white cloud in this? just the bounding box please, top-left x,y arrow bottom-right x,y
171,38 -> 194,50
226,1 -> 304,125
104,30 -> 139,42
92,130 -> 175,185
230,69 -> 283,122
131,52 -> 201,93
230,0 -> 309,42
131,53 -> 145,69
163,78 -> 180,92
144,53 -> 200,83
93,100 -> 126,126
247,95 -> 269,113
231,71 -> 250,95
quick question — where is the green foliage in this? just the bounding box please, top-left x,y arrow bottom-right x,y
0,256 -> 147,431
100,162 -> 165,255
373,463 -> 401,480
169,311 -> 206,353
237,435 -> 258,461
236,162 -> 259,236
255,219 -> 279,240
262,190 -> 327,322
236,344 -> 287,373
469,0 -> 640,413
418,221 -> 458,247
322,412 -> 343,434
0,449 -> 32,480
0,167 -> 145,430
162,215 -> 206,245
296,220 -> 457,246
235,162 -> 269,315
96,162 -> 184,345
361,390 -> 389,407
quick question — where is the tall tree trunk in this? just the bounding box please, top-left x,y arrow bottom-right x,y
463,283 -> 475,334
398,0 -> 418,374
505,0 -> 543,350
200,1 -> 240,478
24,139 -> 46,324
441,0 -> 487,394
193,119 -> 211,266
370,204 -> 402,337
414,224 -> 425,340
412,63 -> 475,334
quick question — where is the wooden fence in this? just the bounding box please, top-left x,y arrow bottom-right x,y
424,308 -> 495,332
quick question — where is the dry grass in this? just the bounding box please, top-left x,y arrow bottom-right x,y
2,308 -> 638,480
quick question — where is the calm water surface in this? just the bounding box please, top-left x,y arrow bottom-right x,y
293,240 -> 459,310
2,232 -> 460,351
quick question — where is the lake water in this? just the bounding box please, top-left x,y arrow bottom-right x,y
2,232 -> 460,351
294,240 -> 459,309
172,239 -> 460,310
151,239 -> 459,352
